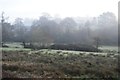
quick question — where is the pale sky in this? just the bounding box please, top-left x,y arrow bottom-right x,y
0,0 -> 119,22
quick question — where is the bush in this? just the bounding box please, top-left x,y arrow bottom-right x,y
49,43 -> 101,52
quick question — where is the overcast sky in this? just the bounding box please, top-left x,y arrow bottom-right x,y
0,0 -> 119,22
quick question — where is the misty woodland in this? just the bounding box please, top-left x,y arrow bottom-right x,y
1,12 -> 119,79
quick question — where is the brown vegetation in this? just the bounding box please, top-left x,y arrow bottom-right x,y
2,50 -> 119,79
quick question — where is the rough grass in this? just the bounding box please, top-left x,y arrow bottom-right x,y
2,49 -> 119,79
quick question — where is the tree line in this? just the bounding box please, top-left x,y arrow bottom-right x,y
1,12 -> 118,47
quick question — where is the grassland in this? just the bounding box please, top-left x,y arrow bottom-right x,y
1,46 -> 119,79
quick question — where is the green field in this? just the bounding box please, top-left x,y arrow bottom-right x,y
0,47 -> 31,51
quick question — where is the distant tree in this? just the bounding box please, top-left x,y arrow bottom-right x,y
59,17 -> 77,43
1,12 -> 14,42
59,17 -> 77,33
84,21 -> 91,37
13,18 -> 27,42
83,20 -> 93,44
93,37 -> 100,51
30,15 -> 55,46
97,12 -> 117,45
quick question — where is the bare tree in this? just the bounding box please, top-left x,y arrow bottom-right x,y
93,37 -> 100,52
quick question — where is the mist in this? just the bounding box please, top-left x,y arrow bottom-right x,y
1,12 -> 118,46
1,0 -> 119,78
